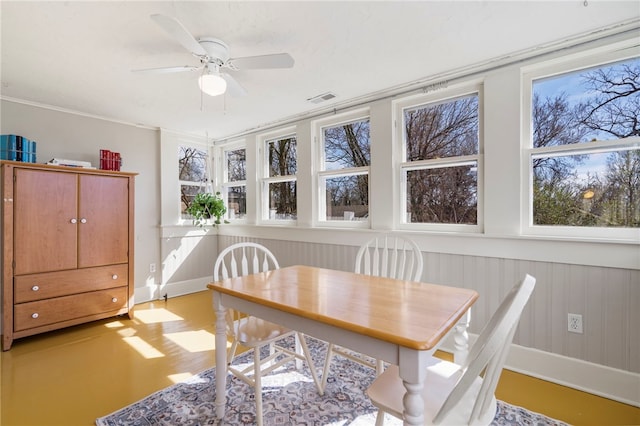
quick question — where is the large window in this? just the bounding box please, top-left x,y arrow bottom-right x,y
525,54 -> 639,235
317,114 -> 370,224
261,133 -> 297,221
398,88 -> 481,231
179,145 -> 211,219
221,144 -> 247,220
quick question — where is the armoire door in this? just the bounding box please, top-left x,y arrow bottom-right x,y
13,169 -> 78,275
77,174 -> 129,267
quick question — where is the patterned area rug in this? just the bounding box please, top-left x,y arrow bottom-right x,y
96,337 -> 568,426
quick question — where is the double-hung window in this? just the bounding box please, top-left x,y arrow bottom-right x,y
317,112 -> 370,225
523,47 -> 639,239
179,145 -> 212,220
397,86 -> 482,231
261,132 -> 297,222
220,143 -> 247,220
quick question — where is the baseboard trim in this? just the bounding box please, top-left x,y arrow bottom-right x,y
441,334 -> 640,408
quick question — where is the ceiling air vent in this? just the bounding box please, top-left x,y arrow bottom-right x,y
307,92 -> 337,104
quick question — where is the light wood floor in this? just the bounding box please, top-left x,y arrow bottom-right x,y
1,291 -> 638,426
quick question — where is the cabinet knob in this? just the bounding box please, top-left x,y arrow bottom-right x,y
70,218 -> 78,224
31,313 -> 39,319
31,285 -> 40,292
112,274 -> 118,280
80,218 -> 87,224
111,297 -> 118,303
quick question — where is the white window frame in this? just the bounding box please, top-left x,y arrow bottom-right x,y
394,83 -> 484,233
521,40 -> 640,242
218,140 -> 247,223
313,109 -> 371,228
160,130 -> 212,227
258,127 -> 298,225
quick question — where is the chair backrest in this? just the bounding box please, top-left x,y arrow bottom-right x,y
354,233 -> 423,281
433,274 -> 536,425
213,242 -> 280,281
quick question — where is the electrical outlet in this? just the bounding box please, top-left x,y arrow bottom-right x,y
149,263 -> 156,273
568,313 -> 583,334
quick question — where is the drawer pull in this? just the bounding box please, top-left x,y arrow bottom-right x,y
80,218 -> 87,224
111,297 -> 118,303
31,313 -> 39,319
70,218 -> 78,224
112,274 -> 118,280
31,285 -> 40,292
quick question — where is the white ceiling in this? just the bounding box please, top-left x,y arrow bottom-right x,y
1,1 -> 638,141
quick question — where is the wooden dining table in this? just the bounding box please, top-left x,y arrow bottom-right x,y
208,265 -> 478,425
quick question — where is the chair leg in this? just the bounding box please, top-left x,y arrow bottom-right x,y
375,358 -> 384,376
321,342 -> 335,393
297,333 -> 323,395
254,348 -> 263,426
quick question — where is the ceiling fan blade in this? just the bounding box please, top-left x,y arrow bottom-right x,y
221,73 -> 248,97
132,65 -> 200,74
150,14 -> 207,56
228,53 -> 294,70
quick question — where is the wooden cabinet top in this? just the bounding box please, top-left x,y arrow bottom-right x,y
0,160 -> 138,177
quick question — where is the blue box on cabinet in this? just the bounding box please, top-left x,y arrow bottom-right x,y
0,134 -> 37,163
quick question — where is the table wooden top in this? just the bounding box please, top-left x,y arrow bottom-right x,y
208,265 -> 478,351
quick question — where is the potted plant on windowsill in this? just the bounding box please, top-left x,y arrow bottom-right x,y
186,192 -> 229,227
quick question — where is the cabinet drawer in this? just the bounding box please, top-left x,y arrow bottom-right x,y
14,286 -> 128,332
14,265 -> 128,303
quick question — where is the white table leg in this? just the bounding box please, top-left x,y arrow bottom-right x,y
399,348 -> 428,426
452,308 -> 471,365
213,291 -> 227,420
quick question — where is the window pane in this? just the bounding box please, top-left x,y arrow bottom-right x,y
180,185 -> 206,217
179,147 -> 208,182
226,149 -> 246,182
268,137 -> 297,177
226,186 -> 246,219
406,164 -> 477,224
405,95 -> 478,161
533,150 -> 640,227
323,120 -> 370,170
532,57 -> 639,146
268,181 -> 296,220
323,175 -> 369,221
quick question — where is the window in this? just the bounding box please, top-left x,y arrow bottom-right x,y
179,145 -> 211,219
525,54 -> 639,235
221,145 -> 247,220
398,88 -> 481,231
317,115 -> 370,224
261,133 -> 297,221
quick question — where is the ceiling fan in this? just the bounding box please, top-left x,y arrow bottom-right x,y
133,14 -> 294,97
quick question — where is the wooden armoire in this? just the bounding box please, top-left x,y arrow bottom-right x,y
1,161 -> 136,350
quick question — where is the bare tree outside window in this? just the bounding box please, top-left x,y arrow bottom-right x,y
532,57 -> 639,228
403,95 -> 479,225
223,148 -> 247,219
179,146 -> 209,217
264,136 -> 297,220
321,119 -> 370,221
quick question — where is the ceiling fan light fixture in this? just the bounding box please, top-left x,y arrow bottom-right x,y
198,73 -> 227,96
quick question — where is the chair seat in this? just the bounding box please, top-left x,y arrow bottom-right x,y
367,361 -> 497,425
234,316 -> 292,346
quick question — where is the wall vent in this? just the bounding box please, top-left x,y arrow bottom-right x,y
307,92 -> 337,104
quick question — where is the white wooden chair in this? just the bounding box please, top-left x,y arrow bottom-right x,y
213,242 -> 323,426
366,274 -> 536,425
320,233 -> 424,391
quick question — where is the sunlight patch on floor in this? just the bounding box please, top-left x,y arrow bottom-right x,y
134,308 -> 184,324
104,320 -> 125,328
168,372 -> 194,384
123,336 -> 165,358
164,330 -> 216,352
